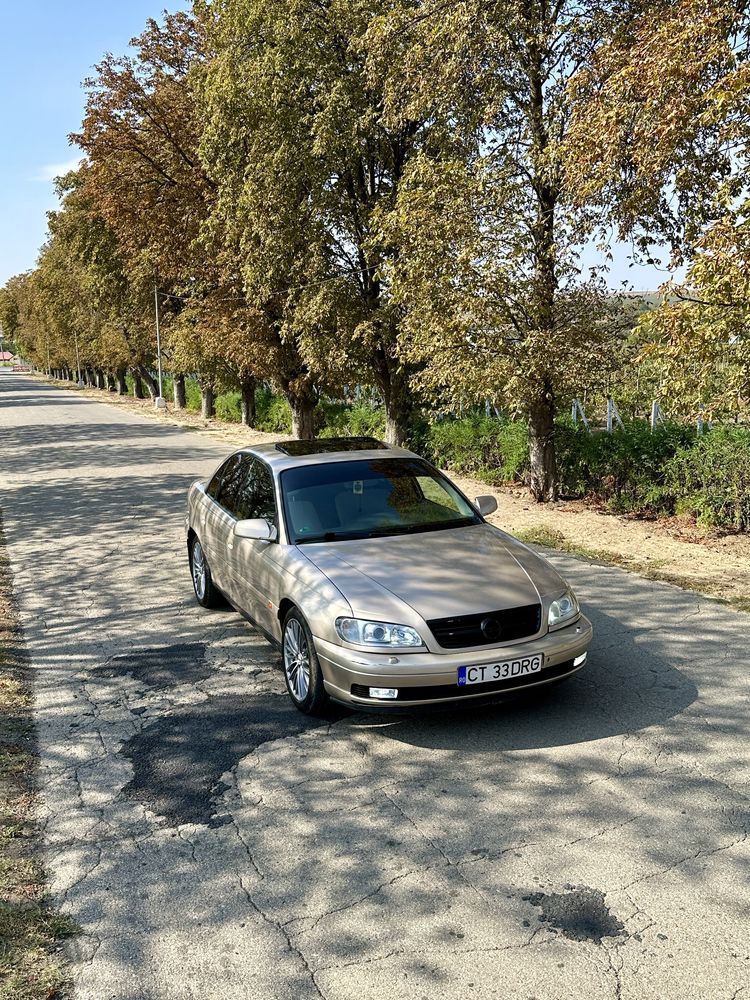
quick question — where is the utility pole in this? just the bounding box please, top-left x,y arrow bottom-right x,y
154,284 -> 166,409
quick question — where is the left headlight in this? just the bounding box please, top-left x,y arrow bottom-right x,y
548,589 -> 579,630
335,617 -> 425,648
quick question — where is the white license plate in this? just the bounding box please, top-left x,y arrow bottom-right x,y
458,654 -> 543,687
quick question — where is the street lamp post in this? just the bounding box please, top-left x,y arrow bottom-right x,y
154,284 -> 166,409
73,327 -> 84,386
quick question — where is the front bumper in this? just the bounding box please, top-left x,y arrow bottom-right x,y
314,614 -> 592,708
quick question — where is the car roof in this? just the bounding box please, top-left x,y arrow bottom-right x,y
239,439 -> 422,473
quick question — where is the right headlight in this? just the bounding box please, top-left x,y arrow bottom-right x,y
335,617 -> 425,648
548,589 -> 579,630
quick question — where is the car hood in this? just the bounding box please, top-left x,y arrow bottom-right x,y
301,523 -> 556,623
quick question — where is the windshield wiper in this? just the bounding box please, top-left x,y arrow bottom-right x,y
296,531 -> 356,544
367,519 -> 476,538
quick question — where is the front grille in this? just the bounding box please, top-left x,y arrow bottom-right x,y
351,659 -> 579,702
426,603 -> 542,649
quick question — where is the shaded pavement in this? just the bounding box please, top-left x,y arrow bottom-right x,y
0,375 -> 748,999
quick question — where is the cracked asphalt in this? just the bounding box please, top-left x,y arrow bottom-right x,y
0,374 -> 748,1000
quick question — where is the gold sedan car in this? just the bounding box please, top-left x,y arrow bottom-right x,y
186,438 -> 592,714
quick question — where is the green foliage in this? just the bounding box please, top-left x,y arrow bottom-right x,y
317,401 -> 386,440
556,419 -> 695,511
422,415 -> 529,485
255,387 -> 292,433
664,426 -> 750,530
215,391 -> 242,423
184,377 -> 203,411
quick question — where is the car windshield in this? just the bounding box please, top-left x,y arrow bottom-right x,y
281,458 -> 482,543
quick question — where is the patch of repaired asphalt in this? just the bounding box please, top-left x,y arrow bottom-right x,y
120,692 -> 341,825
96,643 -> 211,690
523,886 -> 626,944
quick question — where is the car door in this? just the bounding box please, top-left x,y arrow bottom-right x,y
230,457 -> 282,632
200,454 -> 245,597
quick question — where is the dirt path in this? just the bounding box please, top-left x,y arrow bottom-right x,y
37,377 -> 750,610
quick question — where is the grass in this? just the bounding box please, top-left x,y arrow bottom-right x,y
515,525 -> 750,614
0,518 -> 77,1000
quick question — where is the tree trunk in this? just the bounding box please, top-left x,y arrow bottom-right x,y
173,374 -> 186,409
374,347 -> 413,447
136,365 -> 159,399
201,386 -> 215,419
95,370 -> 106,389
132,370 -> 144,399
524,31 -> 560,503
106,372 -> 116,392
288,388 -> 315,439
383,368 -> 413,447
527,386 -> 557,502
240,376 -> 256,427
86,368 -> 95,387
116,368 -> 127,395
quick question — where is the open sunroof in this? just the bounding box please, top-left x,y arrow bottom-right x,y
275,437 -> 388,457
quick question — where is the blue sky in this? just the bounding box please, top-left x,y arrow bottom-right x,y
0,1 -> 187,287
0,1 -> 676,292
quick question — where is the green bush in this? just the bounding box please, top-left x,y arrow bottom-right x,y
423,414 -> 529,484
317,400 -> 386,439
255,387 -> 292,433
184,377 -> 202,411
664,426 -> 750,530
555,418 -> 695,512
215,391 -> 242,423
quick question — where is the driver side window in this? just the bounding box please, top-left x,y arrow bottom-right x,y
207,456 -> 237,502
235,459 -> 277,523
207,454 -> 245,516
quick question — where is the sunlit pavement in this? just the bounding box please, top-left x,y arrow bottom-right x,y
0,374 -> 748,1000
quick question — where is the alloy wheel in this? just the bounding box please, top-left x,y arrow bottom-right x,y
192,541 -> 206,600
283,618 -> 310,703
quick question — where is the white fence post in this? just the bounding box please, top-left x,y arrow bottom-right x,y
606,398 -> 624,433
571,398 -> 590,431
650,400 -> 664,432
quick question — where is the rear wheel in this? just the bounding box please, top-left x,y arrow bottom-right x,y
189,537 -> 223,609
282,609 -> 328,715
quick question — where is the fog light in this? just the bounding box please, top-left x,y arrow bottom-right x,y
573,653 -> 587,667
369,687 -> 398,699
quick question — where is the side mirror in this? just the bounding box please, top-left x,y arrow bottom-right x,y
474,495 -> 498,516
234,518 -> 278,542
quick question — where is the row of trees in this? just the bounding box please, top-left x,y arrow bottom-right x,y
2,1 -> 749,499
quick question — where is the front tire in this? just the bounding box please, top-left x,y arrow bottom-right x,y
282,609 -> 328,715
189,537 -> 223,609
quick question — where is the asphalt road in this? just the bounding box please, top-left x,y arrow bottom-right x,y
0,374 -> 748,1000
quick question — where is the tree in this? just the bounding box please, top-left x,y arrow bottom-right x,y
71,11 -> 265,420
8,170 -> 156,390
197,0 -> 438,443
0,277 -> 22,352
565,1 -> 750,416
363,0 -> 625,498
